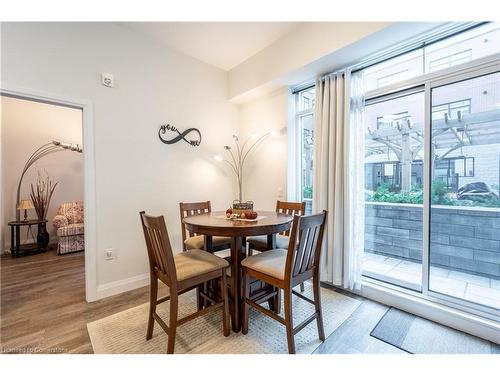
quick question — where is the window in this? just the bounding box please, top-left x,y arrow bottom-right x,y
434,157 -> 475,191
432,99 -> 471,120
294,87 -> 316,215
363,23 -> 500,92
425,22 -> 500,73
298,87 -> 315,111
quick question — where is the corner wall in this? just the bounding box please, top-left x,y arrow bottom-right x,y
238,88 -> 289,210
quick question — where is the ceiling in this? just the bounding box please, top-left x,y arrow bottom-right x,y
121,22 -> 300,71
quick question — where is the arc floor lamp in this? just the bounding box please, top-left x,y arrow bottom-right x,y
15,140 -> 83,221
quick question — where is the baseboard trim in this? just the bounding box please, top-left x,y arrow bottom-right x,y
96,273 -> 149,300
361,280 -> 500,344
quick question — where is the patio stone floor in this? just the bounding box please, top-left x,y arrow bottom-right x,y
362,252 -> 500,310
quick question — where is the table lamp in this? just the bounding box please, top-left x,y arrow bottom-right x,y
17,199 -> 34,221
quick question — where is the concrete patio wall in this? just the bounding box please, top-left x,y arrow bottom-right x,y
365,202 -> 500,279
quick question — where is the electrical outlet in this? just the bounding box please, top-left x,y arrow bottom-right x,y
105,248 -> 116,260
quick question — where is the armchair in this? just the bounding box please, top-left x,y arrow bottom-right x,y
53,201 -> 84,254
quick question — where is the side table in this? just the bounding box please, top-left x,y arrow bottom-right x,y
7,219 -> 49,257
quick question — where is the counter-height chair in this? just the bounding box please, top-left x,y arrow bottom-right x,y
180,201 -> 231,256
247,200 -> 305,256
140,211 -> 230,354
247,200 -> 306,295
241,210 -> 327,354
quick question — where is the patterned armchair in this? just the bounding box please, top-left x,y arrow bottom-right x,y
52,201 -> 84,255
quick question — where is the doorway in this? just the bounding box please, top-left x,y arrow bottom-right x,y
1,88 -> 97,302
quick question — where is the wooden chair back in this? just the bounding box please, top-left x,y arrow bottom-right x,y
275,200 -> 306,236
140,211 -> 177,286
285,210 -> 327,283
179,201 -> 212,245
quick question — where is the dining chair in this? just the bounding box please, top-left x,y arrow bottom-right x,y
247,200 -> 306,294
247,200 -> 306,255
140,211 -> 230,354
241,210 -> 327,354
179,201 -> 231,255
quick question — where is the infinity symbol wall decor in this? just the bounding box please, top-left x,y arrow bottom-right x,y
158,123 -> 202,147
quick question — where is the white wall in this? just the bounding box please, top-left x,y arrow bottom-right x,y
229,22 -> 391,101
1,96 -> 83,252
1,22 -> 239,290
238,88 -> 289,210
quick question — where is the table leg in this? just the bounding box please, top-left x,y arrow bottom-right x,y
10,225 -> 15,258
15,225 -> 21,258
229,236 -> 245,332
202,235 -> 214,308
267,233 -> 277,249
204,235 -> 213,252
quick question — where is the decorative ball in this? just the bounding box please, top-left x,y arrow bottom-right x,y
246,211 -> 258,220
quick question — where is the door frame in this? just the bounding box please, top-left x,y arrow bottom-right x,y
0,84 -> 98,302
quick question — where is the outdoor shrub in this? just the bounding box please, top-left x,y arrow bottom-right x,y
370,180 -> 500,207
303,186 -> 313,199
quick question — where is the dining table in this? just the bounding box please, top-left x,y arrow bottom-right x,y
183,210 -> 293,332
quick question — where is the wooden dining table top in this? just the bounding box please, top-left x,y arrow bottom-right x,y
182,210 -> 294,237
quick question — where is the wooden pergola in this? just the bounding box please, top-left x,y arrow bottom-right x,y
365,109 -> 500,191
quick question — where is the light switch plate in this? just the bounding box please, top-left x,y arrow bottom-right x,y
105,248 -> 116,260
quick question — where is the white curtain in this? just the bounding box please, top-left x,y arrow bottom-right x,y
313,69 -> 365,290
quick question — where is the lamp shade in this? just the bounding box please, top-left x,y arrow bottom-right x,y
17,199 -> 34,210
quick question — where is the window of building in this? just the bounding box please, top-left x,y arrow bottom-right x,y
377,70 -> 409,88
429,49 -> 473,72
376,111 -> 410,130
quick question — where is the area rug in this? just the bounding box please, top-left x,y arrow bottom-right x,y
370,307 -> 500,354
87,283 -> 360,354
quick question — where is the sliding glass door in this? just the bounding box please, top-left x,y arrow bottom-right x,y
360,23 -> 500,319
429,72 -> 500,310
362,66 -> 500,317
363,90 -> 425,291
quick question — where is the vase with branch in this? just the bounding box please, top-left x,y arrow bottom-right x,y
30,171 -> 58,247
215,132 -> 274,204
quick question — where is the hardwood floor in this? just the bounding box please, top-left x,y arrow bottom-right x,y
1,250 -> 167,353
1,249 -> 469,354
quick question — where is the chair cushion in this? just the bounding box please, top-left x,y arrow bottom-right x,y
184,235 -> 231,250
247,234 -> 289,250
241,249 -> 287,280
174,249 -> 229,281
57,223 -> 84,237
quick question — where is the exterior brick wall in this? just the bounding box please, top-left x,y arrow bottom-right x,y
365,202 -> 500,279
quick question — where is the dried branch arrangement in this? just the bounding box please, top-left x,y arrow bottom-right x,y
30,171 -> 58,220
216,133 -> 272,202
